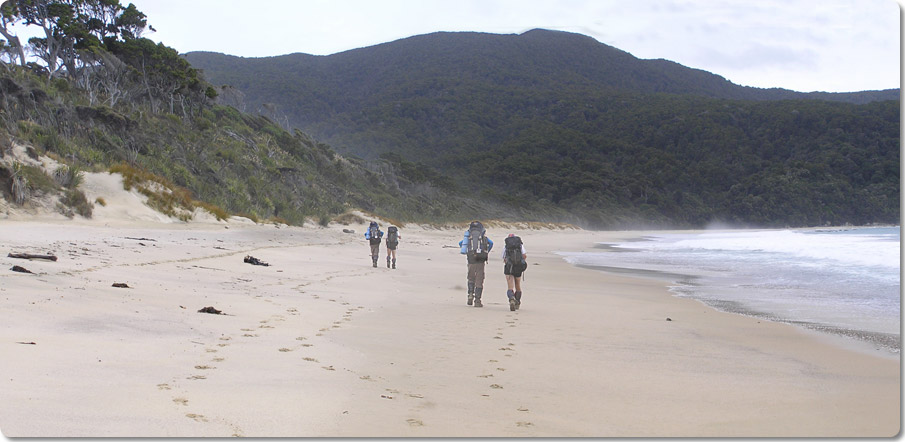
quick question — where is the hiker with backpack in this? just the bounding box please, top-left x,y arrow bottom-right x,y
502,233 -> 528,311
364,221 -> 384,268
385,226 -> 401,269
459,221 -> 493,307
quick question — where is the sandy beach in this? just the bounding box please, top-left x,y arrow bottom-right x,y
0,174 -> 900,437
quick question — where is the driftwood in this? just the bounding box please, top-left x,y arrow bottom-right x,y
198,306 -> 223,315
8,253 -> 57,261
112,283 -> 130,288
10,265 -> 33,274
124,237 -> 156,242
244,255 -> 270,266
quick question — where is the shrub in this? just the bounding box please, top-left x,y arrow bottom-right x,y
53,164 -> 83,189
333,212 -> 365,225
9,163 -> 28,205
198,201 -> 230,221
60,188 -> 92,218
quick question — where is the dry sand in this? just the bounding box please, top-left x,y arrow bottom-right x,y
0,171 -> 900,437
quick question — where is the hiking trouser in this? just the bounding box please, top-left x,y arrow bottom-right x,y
467,262 -> 486,289
370,243 -> 380,257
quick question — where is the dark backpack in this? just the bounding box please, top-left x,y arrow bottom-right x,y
368,223 -> 381,245
505,235 -> 527,272
466,222 -> 489,261
386,226 -> 398,248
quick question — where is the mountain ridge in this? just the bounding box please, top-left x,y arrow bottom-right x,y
183,28 -> 899,228
187,29 -> 897,104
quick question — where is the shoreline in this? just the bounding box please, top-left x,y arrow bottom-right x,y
0,220 -> 900,437
573,262 -> 901,357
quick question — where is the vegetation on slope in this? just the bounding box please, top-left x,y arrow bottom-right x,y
188,30 -> 899,227
0,0 -> 471,225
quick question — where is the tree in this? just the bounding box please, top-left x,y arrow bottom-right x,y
0,1 -> 27,65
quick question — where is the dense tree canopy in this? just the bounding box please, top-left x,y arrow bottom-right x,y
188,30 -> 899,228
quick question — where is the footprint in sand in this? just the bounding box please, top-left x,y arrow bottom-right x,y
187,375 -> 206,380
173,397 -> 188,406
490,384 -> 503,389
516,421 -> 533,427
303,357 -> 318,362
157,383 -> 172,390
322,365 -> 335,371
406,418 -> 424,427
517,407 -> 529,412
205,348 -> 218,353
212,357 -> 225,362
195,365 -> 215,370
278,348 -> 292,352
478,374 -> 494,378
186,413 -> 209,422
295,336 -> 307,341
493,336 -> 502,339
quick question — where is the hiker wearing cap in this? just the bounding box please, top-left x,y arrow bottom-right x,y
385,226 -> 401,269
502,233 -> 527,311
364,221 -> 384,268
459,221 -> 493,307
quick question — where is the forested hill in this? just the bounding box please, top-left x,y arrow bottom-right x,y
186,29 -> 896,115
186,29 -> 898,228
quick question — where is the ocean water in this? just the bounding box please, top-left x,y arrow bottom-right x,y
559,227 -> 901,352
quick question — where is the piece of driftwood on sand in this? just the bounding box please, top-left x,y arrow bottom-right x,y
8,253 -> 58,261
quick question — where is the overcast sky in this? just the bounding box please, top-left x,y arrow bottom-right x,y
133,0 -> 901,93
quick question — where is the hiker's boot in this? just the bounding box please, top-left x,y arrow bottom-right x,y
392,258 -> 396,269
387,256 -> 391,268
467,282 -> 475,305
474,287 -> 483,307
372,256 -> 378,268
507,290 -> 516,311
514,291 -> 522,310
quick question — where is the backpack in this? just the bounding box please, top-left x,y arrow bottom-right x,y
466,221 -> 489,261
367,223 -> 381,245
505,235 -> 527,273
386,226 -> 398,248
